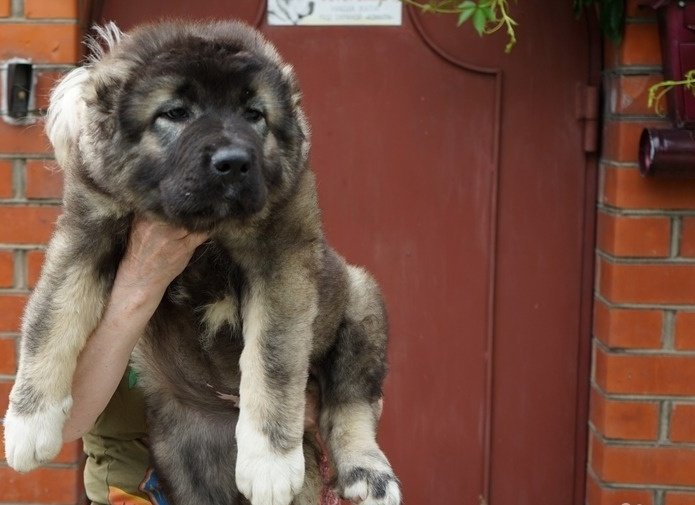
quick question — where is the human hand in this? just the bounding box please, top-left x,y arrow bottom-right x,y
116,217 -> 208,296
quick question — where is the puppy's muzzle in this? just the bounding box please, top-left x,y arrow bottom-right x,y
211,147 -> 251,181
210,145 -> 265,210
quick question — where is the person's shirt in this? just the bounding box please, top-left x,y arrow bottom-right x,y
82,368 -> 165,505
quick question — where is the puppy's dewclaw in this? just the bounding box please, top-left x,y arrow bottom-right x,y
6,19 -> 400,505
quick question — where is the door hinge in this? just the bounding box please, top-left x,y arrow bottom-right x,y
575,83 -> 599,153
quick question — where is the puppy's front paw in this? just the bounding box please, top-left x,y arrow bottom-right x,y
235,415 -> 304,505
337,453 -> 401,505
3,397 -> 71,473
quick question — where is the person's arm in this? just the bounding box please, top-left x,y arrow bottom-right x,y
62,219 -> 208,442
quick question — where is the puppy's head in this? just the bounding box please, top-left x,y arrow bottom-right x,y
47,21 -> 310,230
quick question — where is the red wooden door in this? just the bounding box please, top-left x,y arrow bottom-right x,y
94,3 -> 600,504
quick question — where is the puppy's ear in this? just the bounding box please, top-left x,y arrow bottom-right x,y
86,22 -> 126,63
46,23 -> 127,168
281,64 -> 302,109
44,66 -> 90,168
280,63 -> 311,151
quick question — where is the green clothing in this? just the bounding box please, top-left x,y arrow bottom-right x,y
83,370 -> 155,505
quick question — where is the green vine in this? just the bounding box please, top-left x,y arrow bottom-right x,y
573,0 -> 625,44
400,0 -> 518,52
402,0 -> 625,53
648,70 -> 695,116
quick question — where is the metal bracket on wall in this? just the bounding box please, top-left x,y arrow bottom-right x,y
1,58 -> 37,126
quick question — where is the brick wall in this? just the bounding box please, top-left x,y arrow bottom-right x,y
0,1 -> 84,504
587,2 -> 695,505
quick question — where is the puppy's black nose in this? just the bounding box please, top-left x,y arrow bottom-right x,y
210,148 -> 251,178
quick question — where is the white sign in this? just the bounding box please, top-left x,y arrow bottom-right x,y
268,0 -> 402,26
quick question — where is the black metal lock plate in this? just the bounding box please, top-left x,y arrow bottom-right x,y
6,62 -> 33,119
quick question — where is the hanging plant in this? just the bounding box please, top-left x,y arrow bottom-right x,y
573,0 -> 625,43
648,70 -> 695,115
399,0 -> 518,52
401,0 -> 625,53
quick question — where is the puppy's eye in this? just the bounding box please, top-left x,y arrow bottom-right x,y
243,108 -> 264,122
161,107 -> 190,122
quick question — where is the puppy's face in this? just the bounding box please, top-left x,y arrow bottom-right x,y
62,22 -> 309,231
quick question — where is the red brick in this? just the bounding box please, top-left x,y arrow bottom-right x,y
0,466 -> 82,504
0,250 -> 13,288
0,159 -> 12,198
0,294 -> 27,332
595,347 -> 695,395
681,218 -> 695,257
0,337 -> 16,375
25,0 -> 78,19
593,300 -> 662,349
0,121 -> 51,155
591,388 -> 659,440
26,249 -> 45,288
619,23 -> 662,67
0,23 -> 79,64
35,70 -> 67,112
671,403 -> 695,443
0,0 -> 10,17
675,312 -> 695,350
0,380 -> 10,416
600,259 -> 695,305
0,206 -> 60,244
603,165 -> 695,210
591,433 -> 695,486
608,74 -> 663,117
667,492 -> 695,505
603,121 -> 668,164
25,159 -> 64,199
586,472 -> 653,505
597,212 -> 671,258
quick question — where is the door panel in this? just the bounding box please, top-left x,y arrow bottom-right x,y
96,3 -> 598,503
285,27 -> 496,503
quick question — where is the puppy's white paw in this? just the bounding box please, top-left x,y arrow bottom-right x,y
3,397 -> 71,473
338,457 -> 401,505
235,414 -> 304,505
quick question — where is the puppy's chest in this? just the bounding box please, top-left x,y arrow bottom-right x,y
170,244 -> 247,346
198,292 -> 244,344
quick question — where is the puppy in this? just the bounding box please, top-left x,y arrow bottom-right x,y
3,20 -> 400,505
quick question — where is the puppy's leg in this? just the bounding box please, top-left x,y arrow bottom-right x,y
319,266 -> 400,505
4,219 -> 120,472
235,275 -> 315,505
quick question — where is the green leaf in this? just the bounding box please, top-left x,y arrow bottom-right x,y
600,0 -> 625,44
457,0 -> 477,26
481,4 -> 496,22
128,368 -> 138,389
472,6 -> 488,35
573,0 -> 593,17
